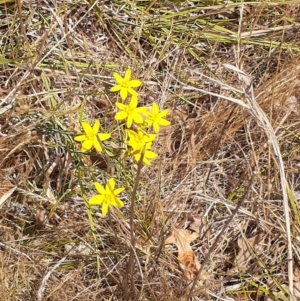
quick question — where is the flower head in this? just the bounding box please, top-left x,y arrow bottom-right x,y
89,178 -> 125,216
130,142 -> 158,166
126,129 -> 156,151
74,120 -> 111,153
115,94 -> 147,128
110,69 -> 142,101
144,102 -> 170,133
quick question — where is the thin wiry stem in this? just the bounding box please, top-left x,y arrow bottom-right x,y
125,148 -> 145,300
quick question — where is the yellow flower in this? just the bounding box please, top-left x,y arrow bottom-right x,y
89,178 -> 125,216
144,102 -> 170,133
74,120 -> 111,153
110,69 -> 142,100
115,94 -> 147,128
130,142 -> 158,166
125,129 -> 157,165
126,129 -> 156,151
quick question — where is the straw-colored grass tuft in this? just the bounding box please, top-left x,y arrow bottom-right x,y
1,0 -> 300,300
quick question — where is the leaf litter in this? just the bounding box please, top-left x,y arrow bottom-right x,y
165,224 -> 206,281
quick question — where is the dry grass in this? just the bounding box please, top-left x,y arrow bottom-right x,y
1,0 -> 300,300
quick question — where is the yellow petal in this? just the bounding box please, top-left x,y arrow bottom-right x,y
129,94 -> 138,108
93,139 -> 102,152
146,150 -> 157,159
153,122 -> 160,133
93,120 -> 100,133
124,69 -> 131,81
107,178 -> 115,192
89,195 -> 104,205
159,118 -> 170,126
159,109 -> 169,117
145,133 -> 157,142
114,197 -> 124,207
74,135 -> 87,142
143,158 -> 151,166
128,141 -> 140,150
110,85 -> 121,92
120,88 -> 128,100
113,72 -> 124,84
115,111 -> 127,120
116,102 -> 126,110
102,202 -> 109,216
98,133 -> 111,141
114,187 -> 125,196
133,152 -> 141,162
152,103 -> 159,114
128,88 -> 138,96
82,140 -> 93,152
126,129 -> 135,138
143,118 -> 153,127
129,79 -> 142,88
81,121 -> 94,136
136,106 -> 148,113
95,182 -> 106,195
133,113 -> 144,124
126,116 -> 133,128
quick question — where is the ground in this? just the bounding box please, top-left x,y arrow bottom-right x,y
1,0 -> 300,300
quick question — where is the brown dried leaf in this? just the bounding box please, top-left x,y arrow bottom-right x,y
235,234 -> 265,271
165,225 -> 200,280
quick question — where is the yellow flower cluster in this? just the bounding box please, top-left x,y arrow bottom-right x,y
73,68 -> 170,216
111,69 -> 170,165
